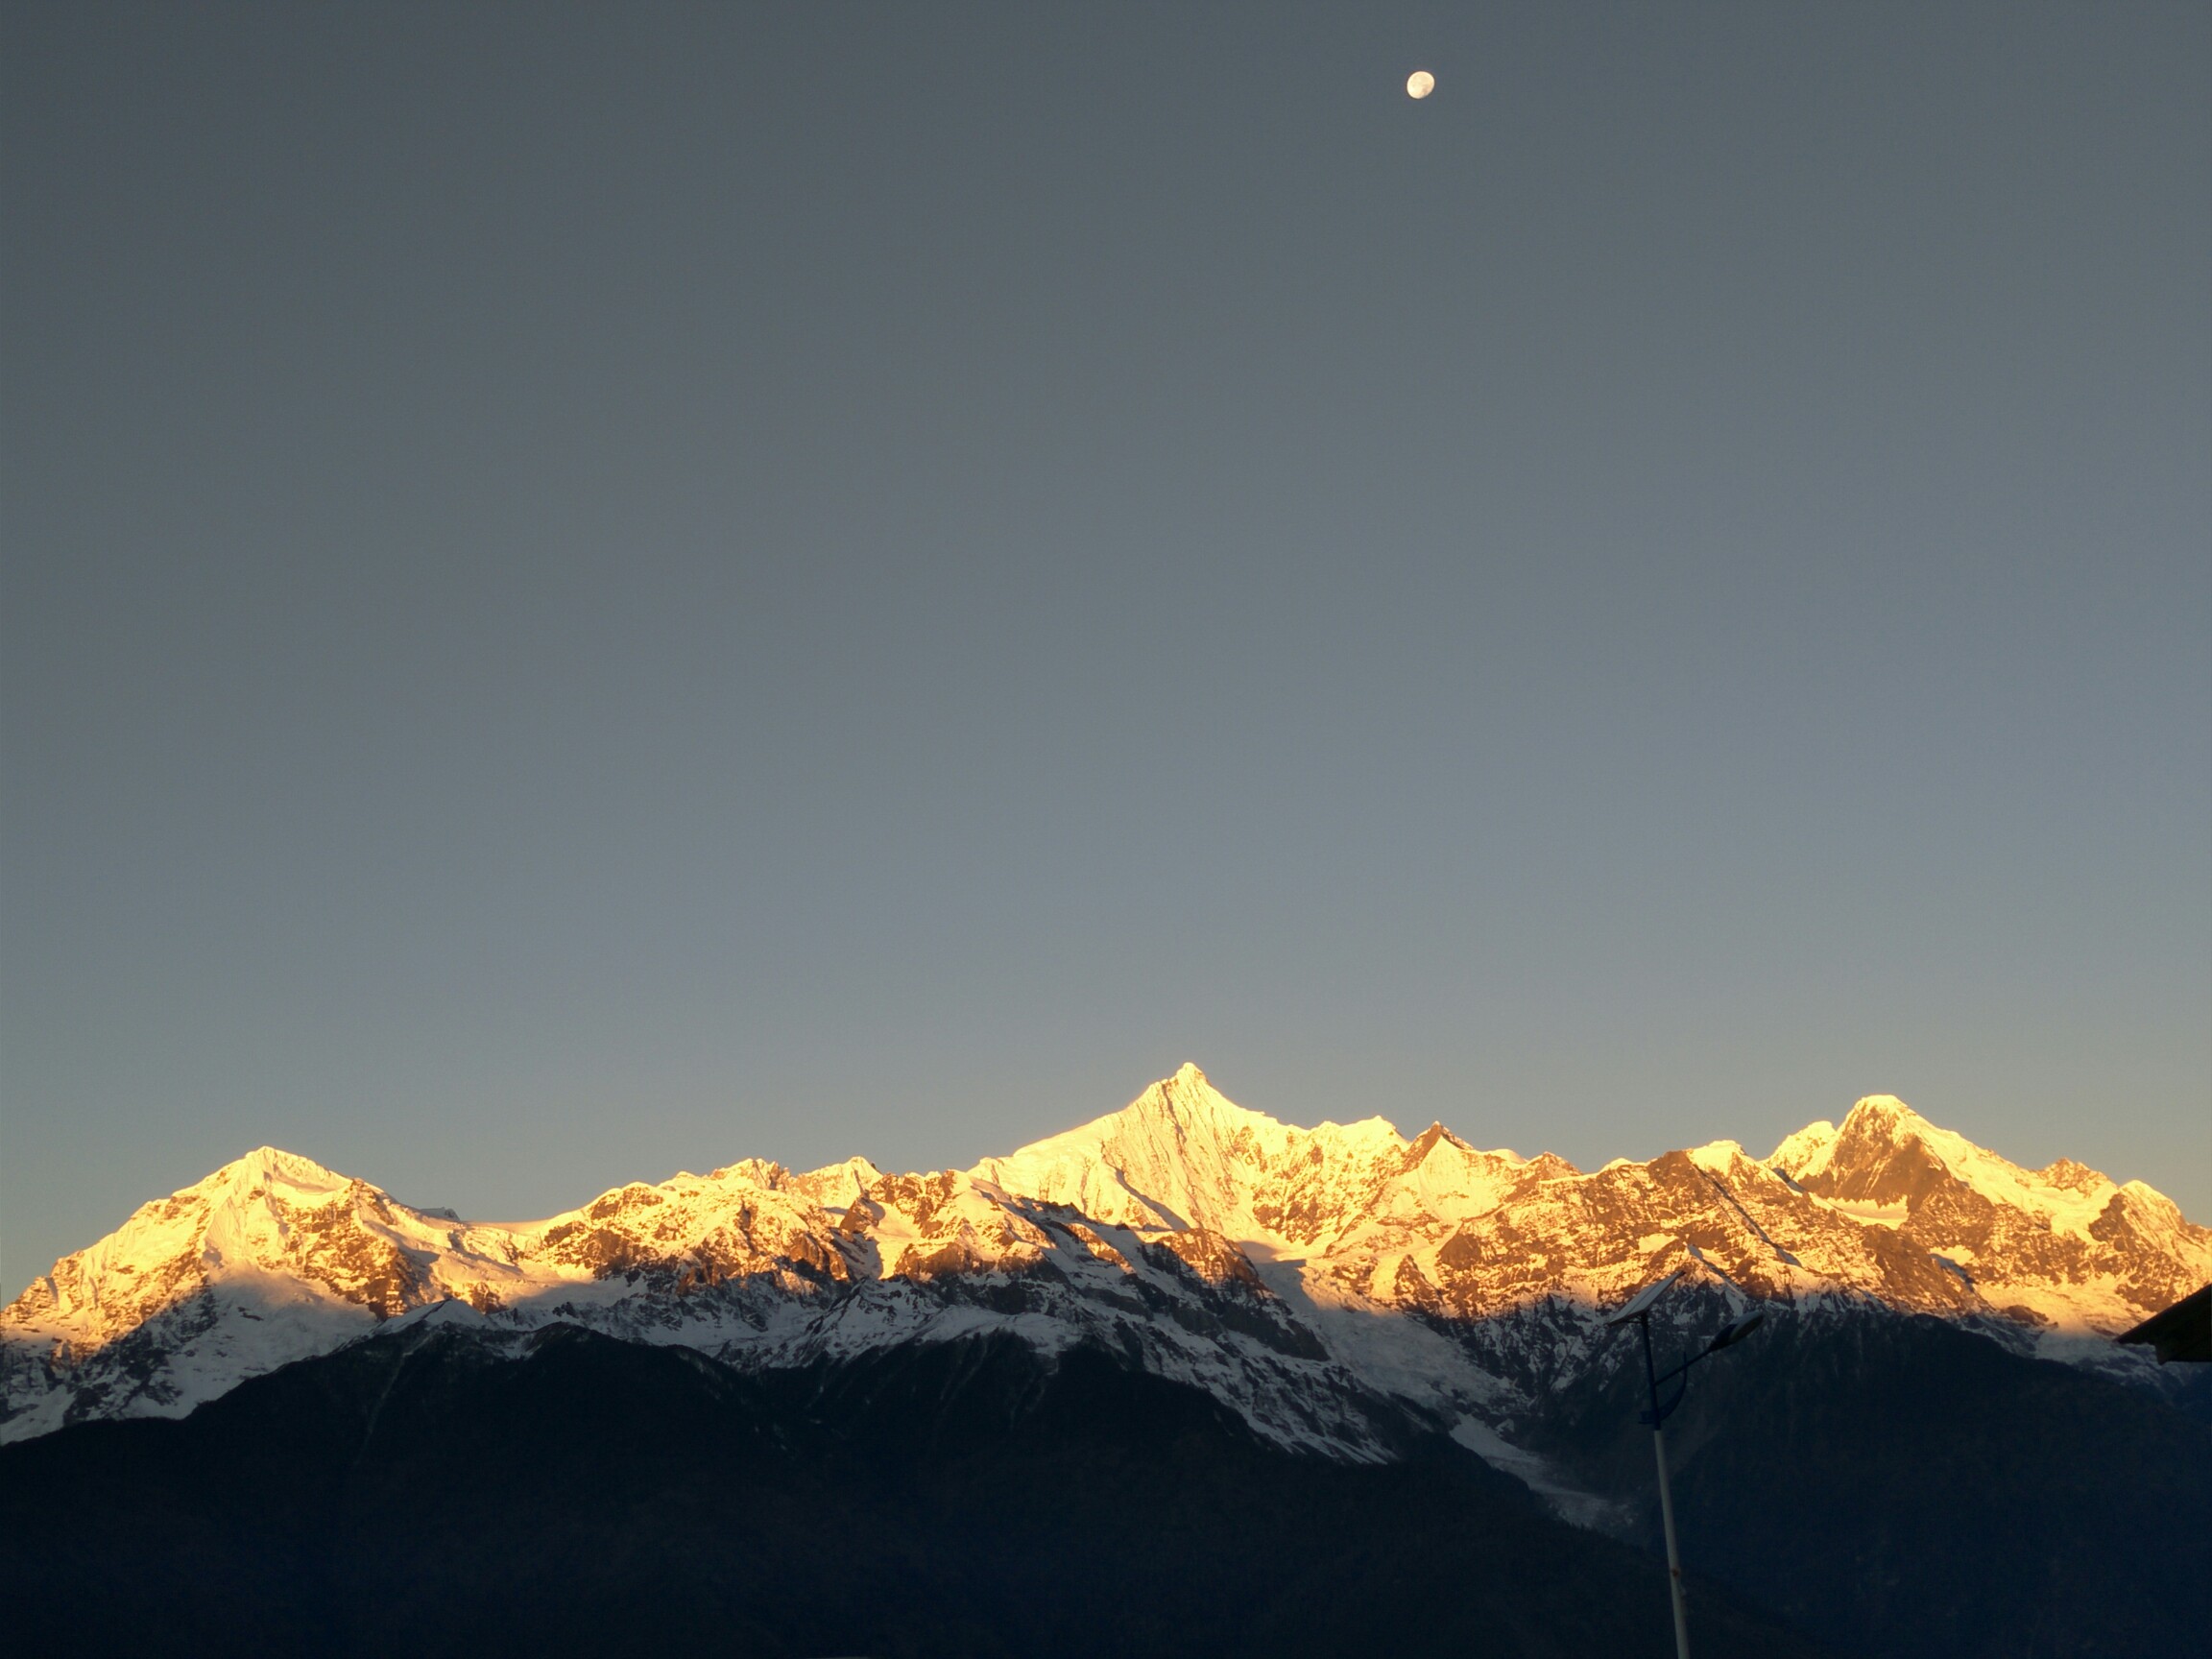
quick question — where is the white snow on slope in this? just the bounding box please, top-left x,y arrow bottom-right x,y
7,1067 -> 2207,1508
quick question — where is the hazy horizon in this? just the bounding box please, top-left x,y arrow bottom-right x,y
5,3 -> 2207,1289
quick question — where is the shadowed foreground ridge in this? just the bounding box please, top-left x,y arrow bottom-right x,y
0,1322 -> 1818,1659
7,1070 -> 2208,1654
1537,1308 -> 2211,1658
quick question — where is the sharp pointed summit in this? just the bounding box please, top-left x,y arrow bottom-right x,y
7,1070 -> 2207,1458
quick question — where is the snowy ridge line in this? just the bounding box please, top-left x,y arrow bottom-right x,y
6,1067 -> 2208,1502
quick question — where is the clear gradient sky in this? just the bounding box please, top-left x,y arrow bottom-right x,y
4,3 -> 2207,1291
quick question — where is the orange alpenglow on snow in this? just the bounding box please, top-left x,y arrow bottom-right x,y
7,1066 -> 2206,1486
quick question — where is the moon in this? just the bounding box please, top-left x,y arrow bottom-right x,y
1407,69 -> 1435,100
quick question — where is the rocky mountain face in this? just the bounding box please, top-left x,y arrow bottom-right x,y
7,1065 -> 2207,1484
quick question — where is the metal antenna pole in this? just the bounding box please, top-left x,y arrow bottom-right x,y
1607,1273 -> 1758,1659
1638,1312 -> 1693,1659
1652,1422 -> 1692,1659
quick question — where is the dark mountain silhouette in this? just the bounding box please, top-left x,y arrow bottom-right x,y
1533,1307 -> 2212,1659
1,1320 -> 1818,1659
7,1070 -> 2206,1654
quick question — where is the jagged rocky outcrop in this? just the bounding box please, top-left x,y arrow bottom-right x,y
7,1066 -> 2207,1491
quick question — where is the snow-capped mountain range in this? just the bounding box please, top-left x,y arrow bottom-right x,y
7,1065 -> 2205,1494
